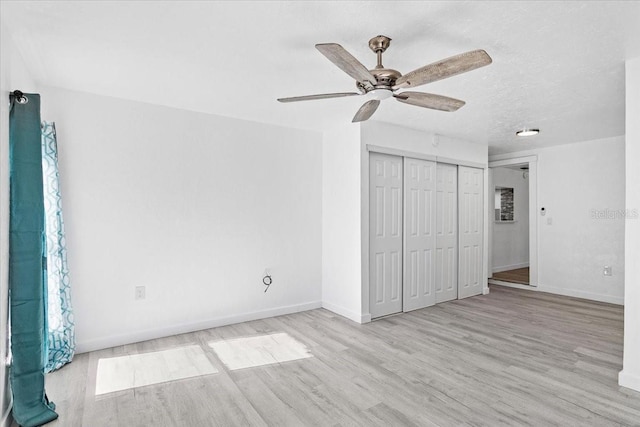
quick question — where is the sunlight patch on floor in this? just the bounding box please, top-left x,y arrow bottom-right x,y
208,332 -> 313,370
95,345 -> 218,395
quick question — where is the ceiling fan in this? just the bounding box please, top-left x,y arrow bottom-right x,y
277,35 -> 492,122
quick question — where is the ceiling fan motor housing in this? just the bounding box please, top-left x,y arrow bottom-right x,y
369,68 -> 402,87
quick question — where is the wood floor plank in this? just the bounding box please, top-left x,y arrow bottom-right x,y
493,267 -> 530,284
43,285 -> 640,426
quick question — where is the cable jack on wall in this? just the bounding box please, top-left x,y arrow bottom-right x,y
263,274 -> 272,292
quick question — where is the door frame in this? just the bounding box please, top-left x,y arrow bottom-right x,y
488,155 -> 538,288
361,145 -> 488,322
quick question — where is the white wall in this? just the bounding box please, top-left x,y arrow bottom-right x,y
40,87 -> 323,353
490,135 -> 626,304
620,56 -> 640,392
492,167 -> 529,272
361,121 -> 488,164
0,20 -> 39,427
321,125 -> 363,322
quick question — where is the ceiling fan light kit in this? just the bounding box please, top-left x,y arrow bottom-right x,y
366,88 -> 393,101
278,35 -> 492,123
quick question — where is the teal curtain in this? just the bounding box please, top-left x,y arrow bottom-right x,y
41,122 -> 75,373
9,93 -> 58,426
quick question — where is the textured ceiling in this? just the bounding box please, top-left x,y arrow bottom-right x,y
2,1 -> 639,155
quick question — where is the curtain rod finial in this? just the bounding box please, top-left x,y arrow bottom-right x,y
10,90 -> 28,104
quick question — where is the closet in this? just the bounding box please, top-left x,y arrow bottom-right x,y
369,152 -> 484,319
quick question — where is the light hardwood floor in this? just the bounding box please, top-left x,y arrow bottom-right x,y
492,268 -> 530,285
43,285 -> 640,426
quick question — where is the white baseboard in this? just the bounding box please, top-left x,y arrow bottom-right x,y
76,300 -> 322,353
619,370 -> 640,392
321,301 -> 369,324
492,262 -> 530,273
490,280 -> 623,305
535,285 -> 623,305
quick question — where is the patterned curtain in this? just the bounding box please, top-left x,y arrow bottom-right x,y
41,121 -> 75,372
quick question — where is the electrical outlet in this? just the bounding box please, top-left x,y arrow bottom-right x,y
135,286 -> 146,300
547,217 -> 553,225
603,266 -> 612,276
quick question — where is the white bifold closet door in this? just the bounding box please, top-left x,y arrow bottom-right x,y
369,153 -> 403,318
436,163 -> 458,303
403,157 -> 437,312
369,154 -> 484,318
458,165 -> 484,299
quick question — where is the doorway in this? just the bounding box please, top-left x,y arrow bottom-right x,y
488,156 -> 538,288
491,164 -> 530,285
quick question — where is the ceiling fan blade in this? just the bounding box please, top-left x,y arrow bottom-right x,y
316,43 -> 377,85
352,99 -> 380,122
393,49 -> 492,89
277,92 -> 361,103
394,92 -> 465,112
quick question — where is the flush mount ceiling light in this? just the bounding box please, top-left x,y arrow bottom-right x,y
516,128 -> 540,137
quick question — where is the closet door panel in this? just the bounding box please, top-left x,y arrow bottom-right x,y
436,163 -> 458,303
369,153 -> 403,318
403,158 -> 436,312
458,166 -> 484,299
